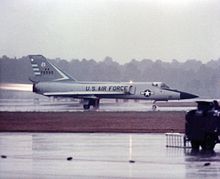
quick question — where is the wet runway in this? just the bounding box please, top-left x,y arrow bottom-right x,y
1,133 -> 220,178
0,98 -> 196,112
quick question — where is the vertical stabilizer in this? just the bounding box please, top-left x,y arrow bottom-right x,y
29,55 -> 76,82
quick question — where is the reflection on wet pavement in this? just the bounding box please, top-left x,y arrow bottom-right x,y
0,133 -> 220,178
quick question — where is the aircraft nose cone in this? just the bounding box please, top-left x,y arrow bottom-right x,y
180,92 -> 198,99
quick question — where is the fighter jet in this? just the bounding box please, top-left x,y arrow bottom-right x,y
28,55 -> 198,110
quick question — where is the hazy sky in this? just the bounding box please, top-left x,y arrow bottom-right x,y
0,0 -> 220,63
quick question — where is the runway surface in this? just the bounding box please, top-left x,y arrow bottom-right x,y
1,133 -> 220,179
0,98 -> 196,112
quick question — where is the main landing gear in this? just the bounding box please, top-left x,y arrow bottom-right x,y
83,99 -> 100,110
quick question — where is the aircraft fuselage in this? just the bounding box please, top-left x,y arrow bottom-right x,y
33,81 -> 192,101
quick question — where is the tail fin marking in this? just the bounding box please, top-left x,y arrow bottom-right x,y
29,55 -> 76,82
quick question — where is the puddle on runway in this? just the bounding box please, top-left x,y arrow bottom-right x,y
1,133 -> 220,178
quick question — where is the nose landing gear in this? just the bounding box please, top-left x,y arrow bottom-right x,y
152,104 -> 158,111
152,101 -> 158,111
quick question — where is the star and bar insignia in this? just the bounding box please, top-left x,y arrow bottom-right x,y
140,89 -> 152,97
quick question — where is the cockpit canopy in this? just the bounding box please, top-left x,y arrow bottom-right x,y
152,82 -> 170,89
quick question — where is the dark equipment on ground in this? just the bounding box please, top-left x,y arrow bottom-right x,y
185,100 -> 220,151
67,157 -> 73,161
1,155 -> 7,159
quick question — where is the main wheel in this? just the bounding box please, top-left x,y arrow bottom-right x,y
92,99 -> 100,110
83,104 -> 90,110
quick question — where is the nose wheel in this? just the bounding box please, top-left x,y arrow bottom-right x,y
152,100 -> 158,111
152,104 -> 158,111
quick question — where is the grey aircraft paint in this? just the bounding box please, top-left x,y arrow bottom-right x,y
29,55 -> 198,110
